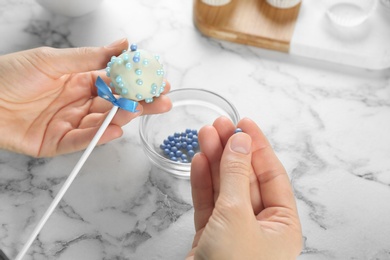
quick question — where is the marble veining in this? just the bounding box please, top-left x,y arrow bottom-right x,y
24,20 -> 74,48
1,0 -> 390,259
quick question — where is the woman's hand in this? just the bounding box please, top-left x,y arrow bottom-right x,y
0,39 -> 171,157
187,117 -> 302,260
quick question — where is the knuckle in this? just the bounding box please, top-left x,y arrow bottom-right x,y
223,160 -> 251,177
215,198 -> 244,217
75,46 -> 93,56
35,46 -> 55,57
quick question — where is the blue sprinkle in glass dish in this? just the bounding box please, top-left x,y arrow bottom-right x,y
139,88 -> 240,179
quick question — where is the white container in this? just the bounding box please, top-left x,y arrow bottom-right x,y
326,0 -> 377,27
201,0 -> 232,6
266,0 -> 302,9
36,0 -> 105,17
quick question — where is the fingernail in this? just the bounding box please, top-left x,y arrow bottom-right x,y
230,133 -> 251,154
106,38 -> 127,48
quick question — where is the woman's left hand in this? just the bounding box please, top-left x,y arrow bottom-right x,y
0,38 -> 171,157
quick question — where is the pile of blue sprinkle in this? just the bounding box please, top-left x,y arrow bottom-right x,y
160,129 -> 199,163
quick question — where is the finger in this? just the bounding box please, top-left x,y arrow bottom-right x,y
161,79 -> 171,94
90,73 -> 171,96
212,116 -> 236,147
214,116 -> 262,214
57,107 -> 137,155
78,109 -> 140,129
198,125 -> 224,202
237,117 -> 272,153
218,133 -> 253,208
89,97 -> 115,113
213,116 -> 262,212
238,118 -> 297,210
56,124 -> 124,155
141,80 -> 171,114
89,71 -> 113,97
44,38 -> 129,78
89,93 -> 171,125
140,95 -> 172,115
249,167 -> 263,214
88,95 -> 171,128
190,153 -> 214,232
89,75 -> 171,114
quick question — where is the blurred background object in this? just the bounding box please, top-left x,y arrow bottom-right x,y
381,0 -> 390,7
193,0 -> 390,70
201,0 -> 232,6
35,0 -> 105,17
326,0 -> 377,27
266,0 -> 302,9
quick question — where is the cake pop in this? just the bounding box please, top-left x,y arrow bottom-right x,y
105,43 -> 166,104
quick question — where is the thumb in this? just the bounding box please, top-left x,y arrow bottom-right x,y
42,38 -> 129,77
219,133 -> 253,206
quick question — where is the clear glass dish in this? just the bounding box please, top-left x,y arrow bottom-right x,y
139,88 -> 240,179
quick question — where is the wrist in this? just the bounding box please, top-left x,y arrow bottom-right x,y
0,97 -> 26,154
0,108 -> 15,152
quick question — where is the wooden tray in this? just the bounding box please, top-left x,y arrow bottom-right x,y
193,0 -> 301,52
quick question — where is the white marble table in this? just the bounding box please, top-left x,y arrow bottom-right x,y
1,0 -> 390,259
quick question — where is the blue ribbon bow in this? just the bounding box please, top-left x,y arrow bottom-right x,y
95,76 -> 138,112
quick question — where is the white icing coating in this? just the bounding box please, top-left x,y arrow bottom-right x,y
106,48 -> 165,103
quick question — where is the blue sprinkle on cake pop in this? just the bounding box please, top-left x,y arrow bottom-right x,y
130,43 -> 138,51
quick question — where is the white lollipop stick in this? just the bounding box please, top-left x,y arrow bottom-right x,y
15,106 -> 119,260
